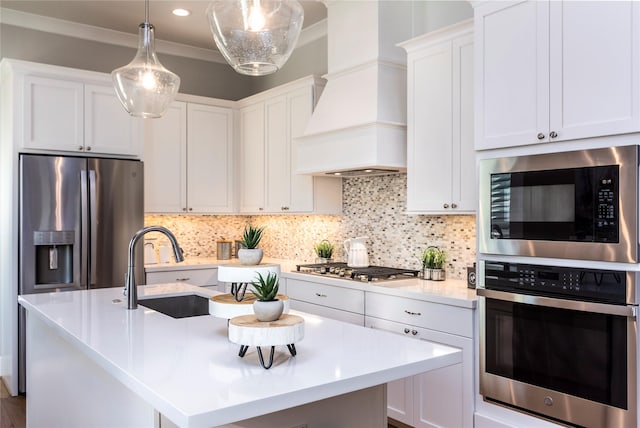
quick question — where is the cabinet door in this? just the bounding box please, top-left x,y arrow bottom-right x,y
264,96 -> 290,212
407,41 -> 453,212
365,317 -> 415,426
288,87 -> 315,213
549,1 -> 640,141
239,103 -> 265,213
84,84 -> 142,156
475,0 -> 549,150
144,102 -> 187,213
451,34 -> 476,212
22,75 -> 84,152
187,103 -> 234,213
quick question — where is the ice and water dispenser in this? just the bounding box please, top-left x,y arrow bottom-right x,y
33,230 -> 74,287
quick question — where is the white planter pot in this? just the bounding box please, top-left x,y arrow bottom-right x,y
253,299 -> 284,322
237,248 -> 263,265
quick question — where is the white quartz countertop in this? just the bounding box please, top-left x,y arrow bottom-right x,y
145,257 -> 478,308
18,284 -> 462,428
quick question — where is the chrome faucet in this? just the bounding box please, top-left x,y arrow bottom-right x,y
125,226 -> 184,309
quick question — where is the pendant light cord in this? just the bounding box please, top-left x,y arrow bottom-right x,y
145,0 -> 149,24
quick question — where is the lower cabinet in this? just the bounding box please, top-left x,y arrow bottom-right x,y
365,293 -> 474,428
284,278 -> 365,325
145,268 -> 220,292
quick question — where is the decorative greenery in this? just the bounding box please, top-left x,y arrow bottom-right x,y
240,225 -> 264,249
314,240 -> 334,259
251,272 -> 279,302
422,247 -> 446,269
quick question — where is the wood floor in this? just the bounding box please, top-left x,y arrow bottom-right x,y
1,377 -> 404,428
0,380 -> 25,428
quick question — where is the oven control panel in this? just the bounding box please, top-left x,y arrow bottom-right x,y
483,261 -> 627,304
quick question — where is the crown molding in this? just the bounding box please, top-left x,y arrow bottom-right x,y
0,7 -> 327,63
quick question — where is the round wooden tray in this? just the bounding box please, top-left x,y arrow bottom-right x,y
209,294 -> 289,319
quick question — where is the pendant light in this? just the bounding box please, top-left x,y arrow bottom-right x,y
207,0 -> 304,76
112,0 -> 180,118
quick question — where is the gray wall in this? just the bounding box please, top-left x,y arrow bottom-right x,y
0,23 -> 256,100
0,1 -> 471,99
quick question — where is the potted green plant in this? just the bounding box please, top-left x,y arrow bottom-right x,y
251,272 -> 283,321
421,246 -> 446,281
314,239 -> 334,263
238,225 -> 264,265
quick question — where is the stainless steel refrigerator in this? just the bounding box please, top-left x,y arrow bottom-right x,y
18,154 -> 144,392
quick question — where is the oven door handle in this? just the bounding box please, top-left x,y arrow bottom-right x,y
477,288 -> 637,318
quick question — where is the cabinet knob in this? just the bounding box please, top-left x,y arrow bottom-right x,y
451,203 -> 458,209
259,207 -> 264,211
549,131 -> 558,138
78,146 -> 84,151
188,207 -> 193,211
182,208 -> 187,211
86,146 -> 92,151
443,204 -> 449,209
403,328 -> 410,334
537,133 -> 545,140
411,330 -> 418,336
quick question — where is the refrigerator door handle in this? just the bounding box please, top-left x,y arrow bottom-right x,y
89,169 -> 97,287
80,169 -> 89,289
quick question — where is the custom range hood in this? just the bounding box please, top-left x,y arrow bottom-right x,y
295,1 -> 415,177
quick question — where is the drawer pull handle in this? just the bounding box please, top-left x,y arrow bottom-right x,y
403,328 -> 410,334
315,293 -> 327,297
404,310 -> 421,316
176,277 -> 190,281
411,330 -> 418,336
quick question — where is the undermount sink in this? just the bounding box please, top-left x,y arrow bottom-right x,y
139,294 -> 210,319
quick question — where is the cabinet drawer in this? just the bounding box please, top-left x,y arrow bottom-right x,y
366,292 -> 473,338
286,278 -> 365,314
291,300 -> 364,326
145,268 -> 218,287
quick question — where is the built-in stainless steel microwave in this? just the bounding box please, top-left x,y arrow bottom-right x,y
478,146 -> 639,263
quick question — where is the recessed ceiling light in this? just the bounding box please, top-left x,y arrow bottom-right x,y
172,8 -> 191,17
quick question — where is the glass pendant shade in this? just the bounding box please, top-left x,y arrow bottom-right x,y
112,23 -> 180,118
207,0 -> 304,76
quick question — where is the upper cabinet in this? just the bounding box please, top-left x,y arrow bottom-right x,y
239,77 -> 342,214
475,0 -> 640,150
5,60 -> 142,157
144,98 -> 235,214
401,20 -> 476,214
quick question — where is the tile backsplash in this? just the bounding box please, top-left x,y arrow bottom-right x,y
145,174 -> 476,279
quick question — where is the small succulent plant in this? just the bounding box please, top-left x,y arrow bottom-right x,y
314,240 -> 334,259
251,272 -> 279,302
240,225 -> 264,249
422,247 -> 446,269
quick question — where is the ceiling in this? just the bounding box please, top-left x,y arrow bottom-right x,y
0,1 -> 327,50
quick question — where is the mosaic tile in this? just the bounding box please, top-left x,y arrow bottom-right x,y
145,174 -> 476,280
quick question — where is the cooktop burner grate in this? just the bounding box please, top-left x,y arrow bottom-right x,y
295,262 -> 420,282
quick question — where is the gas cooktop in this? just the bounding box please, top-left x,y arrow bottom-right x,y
295,262 -> 420,282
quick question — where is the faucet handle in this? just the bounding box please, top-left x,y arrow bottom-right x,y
123,272 -> 129,296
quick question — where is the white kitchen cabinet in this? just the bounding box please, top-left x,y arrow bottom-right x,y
401,20 -> 475,214
475,0 -> 640,150
145,268 -> 219,290
365,293 -> 474,428
285,277 -> 365,326
238,76 -> 342,214
144,98 -> 235,214
16,63 -> 142,157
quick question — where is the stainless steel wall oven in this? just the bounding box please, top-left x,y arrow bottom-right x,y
478,146 -> 639,263
478,260 -> 638,427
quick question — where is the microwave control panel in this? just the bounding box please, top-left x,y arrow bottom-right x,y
483,261 -> 627,304
595,171 -> 618,240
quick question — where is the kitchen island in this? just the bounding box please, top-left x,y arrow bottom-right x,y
18,284 -> 461,428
